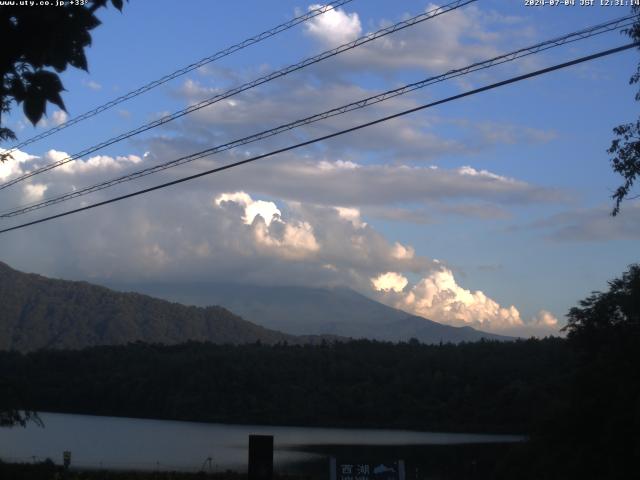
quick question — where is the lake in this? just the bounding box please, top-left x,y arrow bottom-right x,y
0,413 -> 524,475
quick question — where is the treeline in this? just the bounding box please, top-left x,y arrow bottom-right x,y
0,338 -> 571,434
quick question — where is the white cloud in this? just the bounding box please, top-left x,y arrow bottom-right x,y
305,3 -> 362,47
51,110 -> 68,126
304,3 -> 531,76
387,268 -> 559,334
1,144 -> 563,242
39,150 -> 142,175
84,80 -> 102,91
253,219 -> 320,259
396,267 -> 525,330
215,191 -> 319,260
3,151 -> 553,332
318,160 -> 360,171
170,60 -> 555,168
215,191 -> 281,226
22,183 -> 47,202
335,206 -> 366,228
372,272 -> 409,293
222,158 -> 564,208
0,149 -> 38,181
531,310 -> 558,328
391,242 -> 415,260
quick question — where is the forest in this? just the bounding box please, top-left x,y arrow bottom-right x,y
0,337 -> 570,434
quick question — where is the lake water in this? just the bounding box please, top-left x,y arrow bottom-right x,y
0,413 -> 524,474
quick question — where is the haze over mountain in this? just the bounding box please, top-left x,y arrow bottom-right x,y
110,282 -> 511,344
0,261 -> 300,352
0,261 -> 508,352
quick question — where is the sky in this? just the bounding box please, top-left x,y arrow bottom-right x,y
0,0 -> 639,336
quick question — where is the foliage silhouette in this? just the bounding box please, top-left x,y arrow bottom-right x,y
0,376 -> 41,428
0,0 -> 126,161
0,0 -> 126,425
497,264 -> 640,480
609,7 -> 640,215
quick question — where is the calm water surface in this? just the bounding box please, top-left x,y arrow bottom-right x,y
0,413 -> 523,473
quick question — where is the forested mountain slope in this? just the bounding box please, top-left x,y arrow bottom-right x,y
0,262 -> 297,351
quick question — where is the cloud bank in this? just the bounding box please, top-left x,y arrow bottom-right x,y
0,145 -> 560,335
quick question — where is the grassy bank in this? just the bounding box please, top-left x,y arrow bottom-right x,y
1,442 -> 521,480
0,461 -> 276,480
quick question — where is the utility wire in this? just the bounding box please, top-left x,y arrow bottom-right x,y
0,0 -> 477,190
0,42 -> 635,236
1,14 -> 636,218
1,0 -> 355,154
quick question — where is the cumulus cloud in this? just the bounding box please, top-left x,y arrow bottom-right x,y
531,310 -> 558,328
215,191 -> 320,259
0,149 -> 437,287
0,149 -> 38,181
392,267 -> 524,330
335,206 -> 366,228
22,183 -> 48,202
303,2 -> 532,76
253,218 -> 320,259
372,272 -> 409,293
373,267 -> 560,333
305,3 -> 362,47
391,242 -> 415,260
215,192 -> 281,226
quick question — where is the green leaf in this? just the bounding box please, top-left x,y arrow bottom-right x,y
111,0 -> 124,11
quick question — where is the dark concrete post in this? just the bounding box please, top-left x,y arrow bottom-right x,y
248,434 -> 274,480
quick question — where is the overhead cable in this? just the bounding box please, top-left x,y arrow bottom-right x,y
1,0 -> 356,154
1,14 -> 636,218
0,42 -> 635,235
0,0 -> 477,190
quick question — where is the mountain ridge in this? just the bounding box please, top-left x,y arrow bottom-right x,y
0,261 -> 510,352
105,280 -> 512,343
0,261 -> 302,352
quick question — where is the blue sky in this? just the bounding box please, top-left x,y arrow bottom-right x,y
0,0 -> 638,336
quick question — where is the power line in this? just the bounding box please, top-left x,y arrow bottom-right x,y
1,14 -> 635,218
1,0 -> 355,155
0,42 -> 635,236
0,0 -> 477,190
